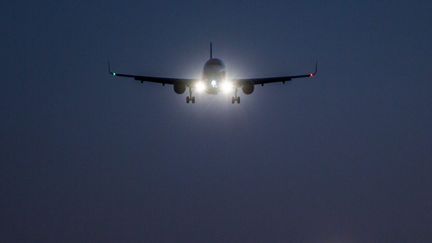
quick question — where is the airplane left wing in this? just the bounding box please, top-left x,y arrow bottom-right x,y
234,62 -> 317,86
108,62 -> 195,85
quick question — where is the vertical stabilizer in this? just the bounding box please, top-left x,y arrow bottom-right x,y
210,42 -> 213,59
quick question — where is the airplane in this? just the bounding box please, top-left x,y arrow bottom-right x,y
108,43 -> 317,104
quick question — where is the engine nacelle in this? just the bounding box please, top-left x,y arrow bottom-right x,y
173,83 -> 186,94
242,83 -> 254,95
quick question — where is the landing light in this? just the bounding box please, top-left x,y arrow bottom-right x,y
221,80 -> 234,93
211,80 -> 217,88
195,81 -> 206,93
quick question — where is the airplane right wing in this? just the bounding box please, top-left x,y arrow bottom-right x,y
108,62 -> 195,86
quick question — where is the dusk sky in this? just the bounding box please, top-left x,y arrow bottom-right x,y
1,0 -> 432,242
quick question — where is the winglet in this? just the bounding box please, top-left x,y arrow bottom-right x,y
309,61 -> 318,77
108,61 -> 116,76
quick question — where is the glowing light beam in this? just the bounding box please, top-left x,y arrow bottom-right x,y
195,81 -> 206,93
221,80 -> 234,94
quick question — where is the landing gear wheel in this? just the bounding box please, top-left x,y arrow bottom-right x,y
191,96 -> 196,103
186,96 -> 190,103
232,96 -> 240,104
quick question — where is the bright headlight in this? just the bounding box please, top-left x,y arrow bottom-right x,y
221,81 -> 234,93
195,81 -> 206,93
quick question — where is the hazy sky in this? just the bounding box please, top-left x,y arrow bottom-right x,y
1,0 -> 432,242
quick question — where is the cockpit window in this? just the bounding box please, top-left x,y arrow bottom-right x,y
204,59 -> 225,71
203,58 -> 226,80
206,58 -> 224,66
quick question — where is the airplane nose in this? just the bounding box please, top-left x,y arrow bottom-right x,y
211,80 -> 217,87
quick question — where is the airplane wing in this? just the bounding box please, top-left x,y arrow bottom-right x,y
108,62 -> 195,85
234,62 -> 317,86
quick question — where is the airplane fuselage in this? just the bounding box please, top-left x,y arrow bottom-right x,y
201,58 -> 227,94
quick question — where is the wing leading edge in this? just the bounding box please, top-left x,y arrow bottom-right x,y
108,62 -> 195,85
235,62 -> 318,86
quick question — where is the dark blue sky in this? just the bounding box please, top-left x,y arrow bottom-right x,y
1,0 -> 432,242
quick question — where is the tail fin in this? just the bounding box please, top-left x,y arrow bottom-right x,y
210,42 -> 213,59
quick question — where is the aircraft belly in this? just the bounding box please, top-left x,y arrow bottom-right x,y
206,88 -> 219,94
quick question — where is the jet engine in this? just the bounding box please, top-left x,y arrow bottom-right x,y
173,83 -> 186,94
242,83 -> 254,95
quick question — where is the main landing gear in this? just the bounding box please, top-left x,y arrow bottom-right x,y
186,96 -> 195,104
186,86 -> 195,104
231,88 -> 240,104
231,96 -> 240,104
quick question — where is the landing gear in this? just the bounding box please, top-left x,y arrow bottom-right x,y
231,88 -> 240,104
186,86 -> 196,104
231,96 -> 240,104
186,96 -> 196,103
